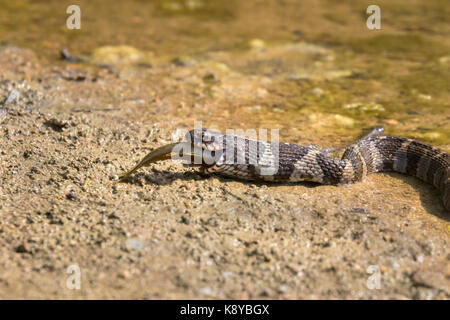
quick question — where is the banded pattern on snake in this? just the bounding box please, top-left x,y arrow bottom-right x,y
120,127 -> 450,211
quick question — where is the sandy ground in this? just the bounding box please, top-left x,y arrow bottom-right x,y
0,42 -> 449,300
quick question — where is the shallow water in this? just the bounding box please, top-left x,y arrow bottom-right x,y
1,0 -> 449,146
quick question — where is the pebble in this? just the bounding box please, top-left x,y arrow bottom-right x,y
119,270 -> 131,279
422,132 -> 440,140
91,45 -> 151,66
417,94 -> 432,101
256,88 -> 268,98
323,70 -> 352,79
383,119 -> 399,126
199,287 -> 212,295
5,89 -> 20,104
439,55 -> 450,64
312,87 -> 324,96
126,238 -> 145,251
185,0 -> 204,10
14,243 -> 30,254
344,102 -> 385,113
199,61 -> 231,73
333,114 -> 355,127
245,105 -> 261,111
248,39 -> 266,50
161,1 -> 183,11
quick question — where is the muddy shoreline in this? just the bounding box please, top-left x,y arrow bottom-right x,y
0,44 -> 448,299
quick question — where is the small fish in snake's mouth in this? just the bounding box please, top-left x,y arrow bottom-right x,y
118,129 -> 226,180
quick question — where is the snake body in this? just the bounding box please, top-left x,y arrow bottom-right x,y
187,128 -> 450,211
121,127 -> 450,211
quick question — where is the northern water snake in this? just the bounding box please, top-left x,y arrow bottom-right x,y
119,127 -> 450,211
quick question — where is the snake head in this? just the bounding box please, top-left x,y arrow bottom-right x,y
118,128 -> 226,180
174,128 -> 226,166
185,128 -> 226,151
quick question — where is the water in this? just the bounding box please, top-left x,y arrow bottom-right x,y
0,0 -> 448,146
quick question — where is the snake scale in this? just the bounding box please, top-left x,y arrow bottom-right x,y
120,127 -> 450,211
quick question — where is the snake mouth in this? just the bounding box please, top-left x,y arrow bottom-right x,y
118,142 -> 224,180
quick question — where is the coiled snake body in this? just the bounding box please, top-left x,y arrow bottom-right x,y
120,127 -> 450,211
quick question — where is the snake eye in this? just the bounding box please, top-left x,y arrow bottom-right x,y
202,131 -> 216,143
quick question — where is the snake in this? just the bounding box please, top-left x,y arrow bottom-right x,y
119,127 -> 450,211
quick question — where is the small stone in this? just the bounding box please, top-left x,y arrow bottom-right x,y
245,105 -> 261,111
30,166 -> 40,174
312,87 -> 324,96
423,132 -> 441,140
65,192 -> 77,201
439,55 -> 450,64
44,118 -> 69,132
161,1 -> 183,11
23,150 -> 32,158
323,70 -> 352,79
259,289 -> 270,297
343,102 -> 385,113
108,212 -> 121,220
199,61 -> 231,73
418,94 -> 432,101
334,114 -> 355,127
361,103 -> 384,112
185,0 -> 204,10
171,56 -> 194,67
14,243 -> 30,254
248,39 -> 266,50
118,270 -> 131,279
180,216 -> 190,225
383,119 -> 399,126
203,73 -> 215,82
199,287 -> 212,295
5,89 -> 20,105
256,88 -> 268,98
91,45 -> 151,66
126,238 -> 145,251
